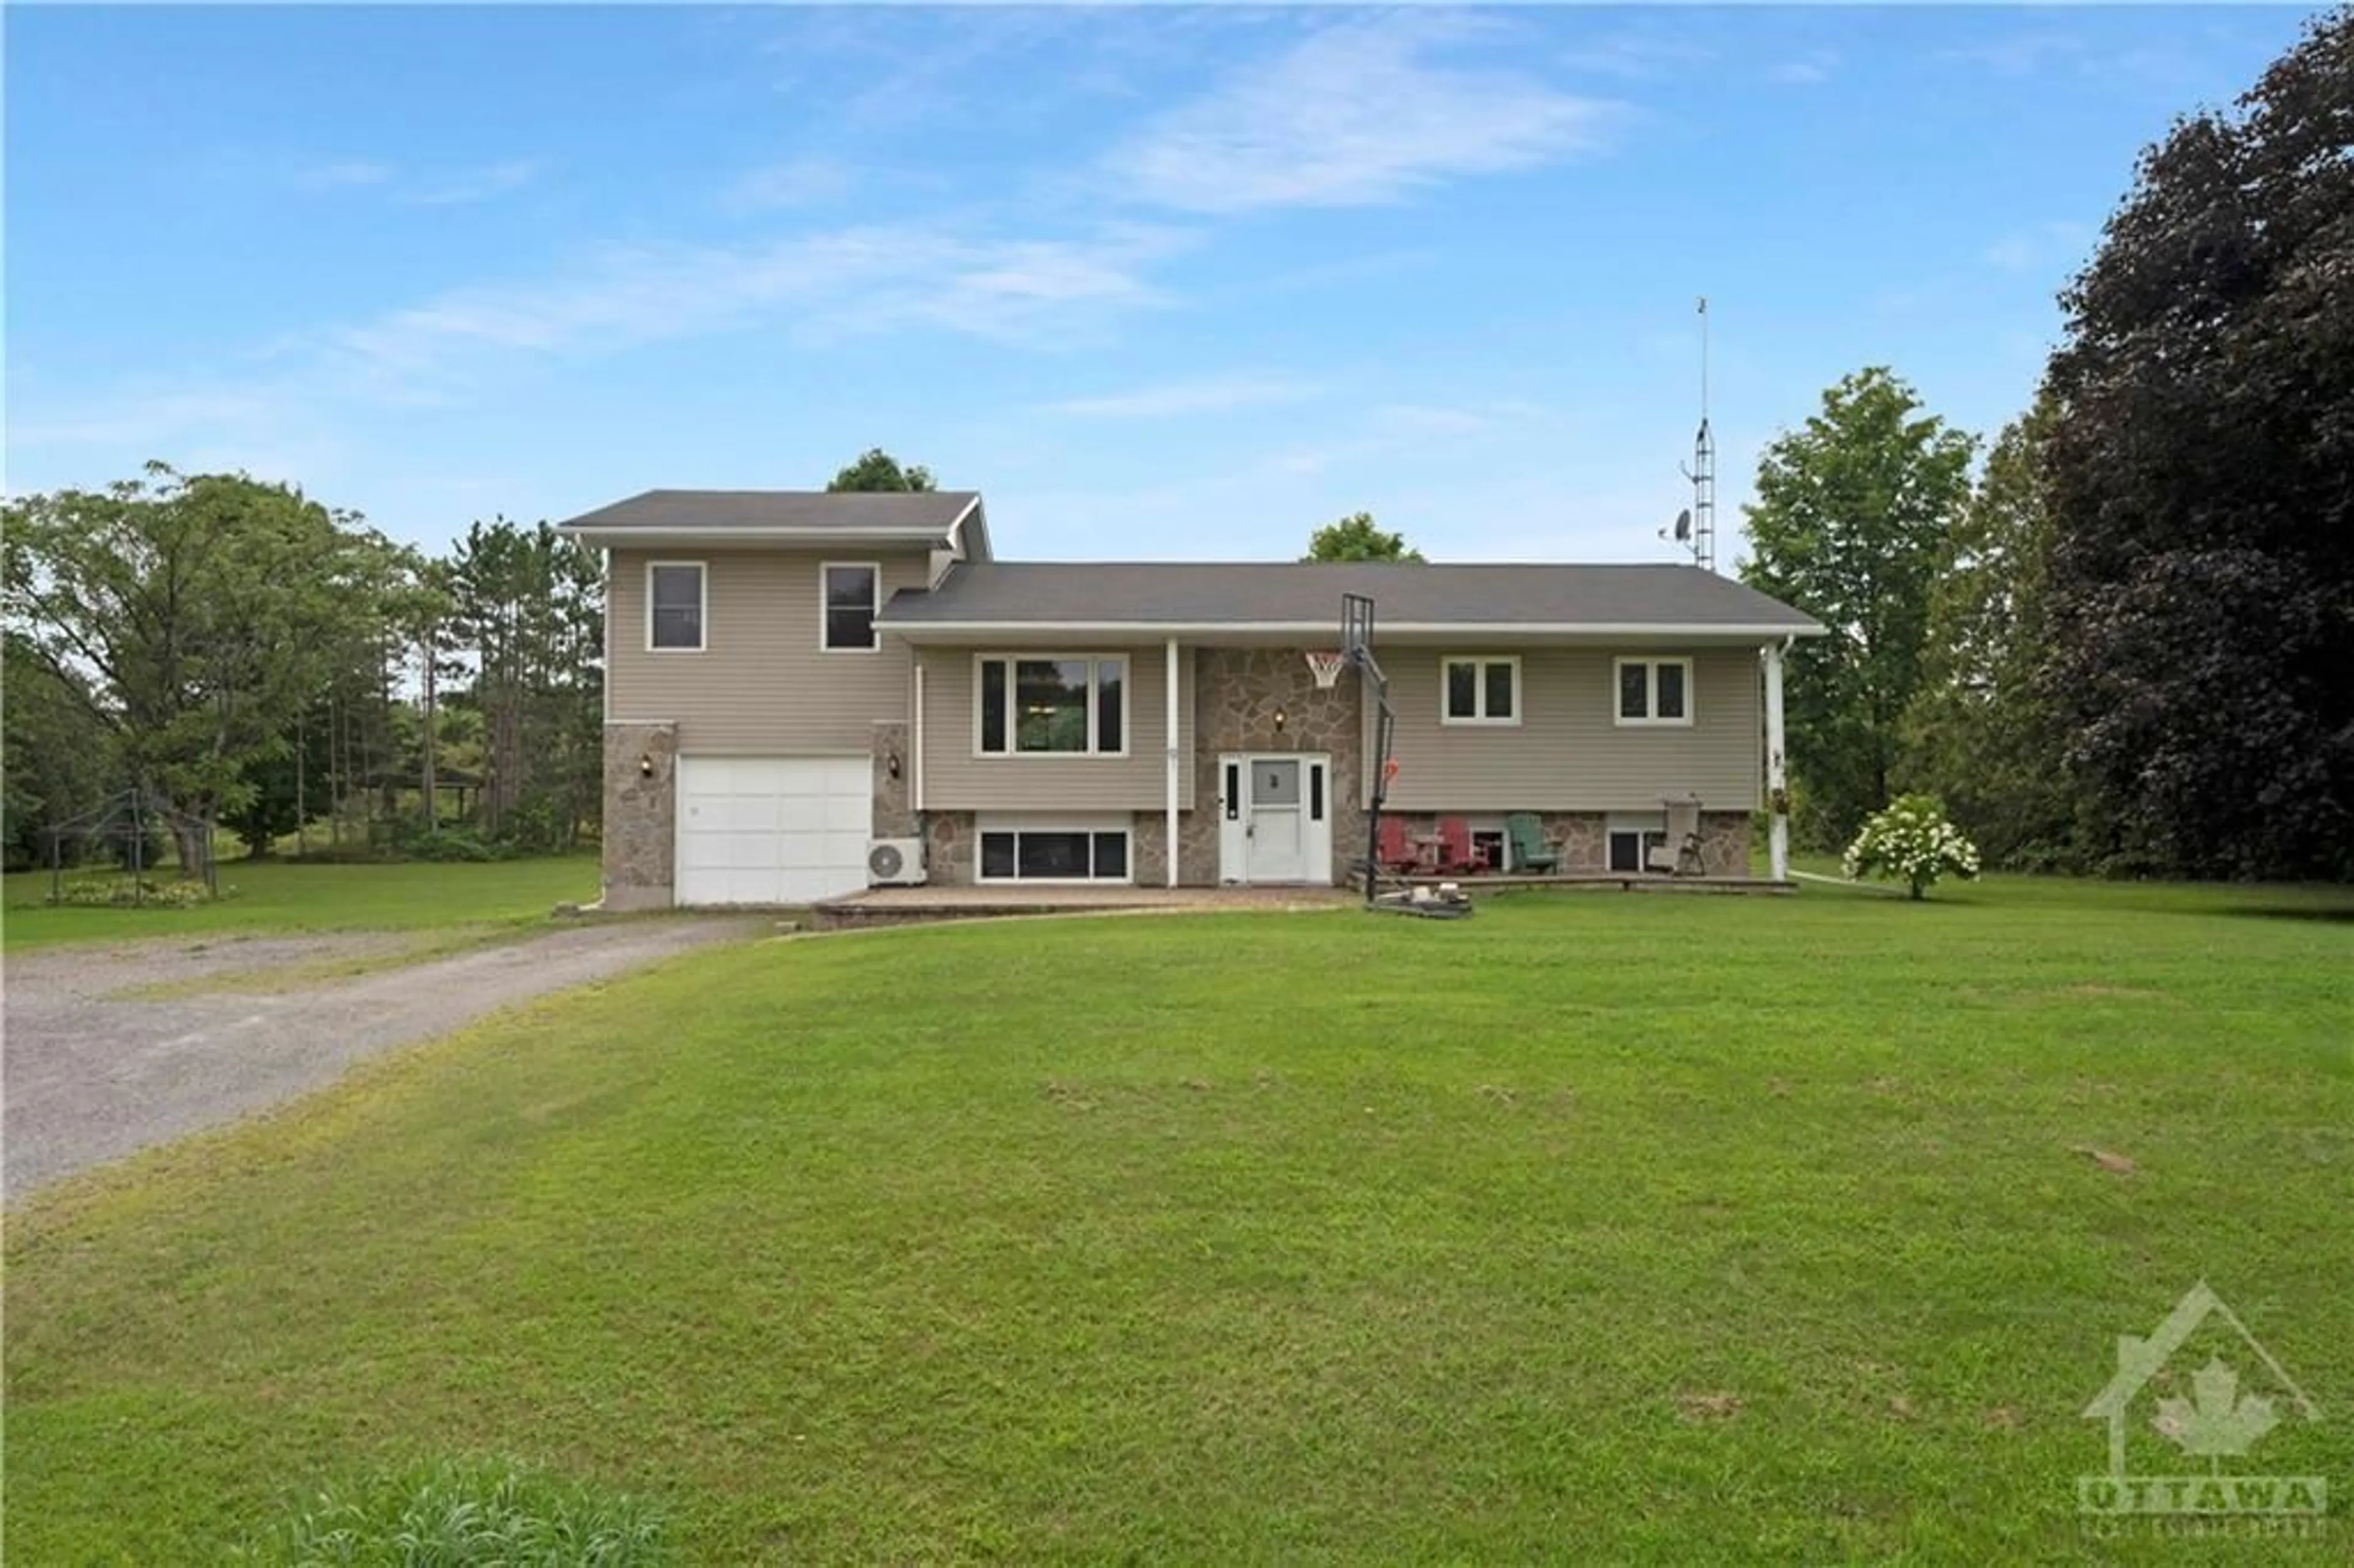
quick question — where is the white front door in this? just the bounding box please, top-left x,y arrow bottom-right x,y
674,756 -> 870,905
1217,753 -> 1333,885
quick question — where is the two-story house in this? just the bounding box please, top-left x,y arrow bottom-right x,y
557,490 -> 1824,908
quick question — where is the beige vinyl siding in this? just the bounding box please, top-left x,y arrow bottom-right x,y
918,646 -> 1194,812
608,548 -> 924,753
1383,646 -> 1763,812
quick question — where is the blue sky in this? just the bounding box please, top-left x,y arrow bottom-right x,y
6,4 -> 2320,563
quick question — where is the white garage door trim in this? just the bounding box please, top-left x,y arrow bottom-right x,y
674,756 -> 870,907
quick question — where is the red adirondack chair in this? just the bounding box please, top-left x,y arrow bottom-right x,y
1377,817 -> 1432,873
1433,817 -> 1489,874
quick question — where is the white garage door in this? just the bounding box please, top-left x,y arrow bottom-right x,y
674,756 -> 870,906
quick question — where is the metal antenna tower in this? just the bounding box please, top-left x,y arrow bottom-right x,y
1674,295 -> 1716,574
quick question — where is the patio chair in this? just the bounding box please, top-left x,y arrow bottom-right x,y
1432,817 -> 1490,875
1376,817 -> 1433,875
1503,812 -> 1563,873
1647,796 -> 1706,876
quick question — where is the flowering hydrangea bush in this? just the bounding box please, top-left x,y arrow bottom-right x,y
1842,794 -> 1981,900
44,876 -> 225,909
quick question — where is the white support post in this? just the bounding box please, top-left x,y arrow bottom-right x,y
1763,639 -> 1789,882
912,663 -> 926,812
1164,637 -> 1181,888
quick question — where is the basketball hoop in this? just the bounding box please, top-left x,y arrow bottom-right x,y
1383,757 -> 1400,784
1305,650 -> 1347,690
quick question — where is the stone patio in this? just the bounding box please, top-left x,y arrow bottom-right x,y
811,884 -> 1356,931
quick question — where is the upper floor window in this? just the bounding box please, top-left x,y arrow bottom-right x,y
977,655 -> 1126,755
647,562 -> 705,652
1441,656 -> 1520,725
1615,657 -> 1693,725
823,563 -> 880,652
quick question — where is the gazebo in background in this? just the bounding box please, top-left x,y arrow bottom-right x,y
45,788 -> 218,903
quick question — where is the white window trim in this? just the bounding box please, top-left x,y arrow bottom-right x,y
819,560 -> 883,653
975,816 -> 1135,885
1613,656 -> 1696,727
972,652 -> 1132,759
1439,655 -> 1523,726
645,560 -> 707,653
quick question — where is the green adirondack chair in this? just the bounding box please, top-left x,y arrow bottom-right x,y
1504,813 -> 1563,873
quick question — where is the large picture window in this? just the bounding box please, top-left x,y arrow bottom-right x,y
821,563 -> 879,652
647,562 -> 705,651
1441,656 -> 1520,725
976,655 -> 1127,755
1614,657 -> 1693,726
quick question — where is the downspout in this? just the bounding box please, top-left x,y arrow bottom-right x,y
1165,637 -> 1180,888
913,660 -> 928,854
1763,636 -> 1792,883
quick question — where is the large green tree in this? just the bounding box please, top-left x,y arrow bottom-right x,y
2,465 -> 395,866
1897,402 -> 2078,867
1303,512 -> 1424,563
1741,368 -> 1977,846
1,629 -> 120,870
2040,7 -> 2354,880
443,519 -> 604,849
827,448 -> 937,493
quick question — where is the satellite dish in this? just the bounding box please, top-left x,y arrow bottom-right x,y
1673,508 -> 1693,542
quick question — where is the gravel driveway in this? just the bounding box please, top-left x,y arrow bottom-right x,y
4,918 -> 760,1200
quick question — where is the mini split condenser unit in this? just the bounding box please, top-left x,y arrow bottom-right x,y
867,838 -> 927,886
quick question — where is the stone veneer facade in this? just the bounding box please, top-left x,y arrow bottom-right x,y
871,720 -> 915,839
1695,811 -> 1753,877
1373,809 -> 1751,876
1187,647 -> 1365,885
923,809 -> 976,886
600,721 -> 677,910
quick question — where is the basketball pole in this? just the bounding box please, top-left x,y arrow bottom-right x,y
1341,593 -> 1393,907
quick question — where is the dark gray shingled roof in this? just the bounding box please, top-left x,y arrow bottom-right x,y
555,489 -> 980,535
878,561 -> 1821,633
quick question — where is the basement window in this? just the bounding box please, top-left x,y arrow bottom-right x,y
1608,813 -> 1667,873
977,822 -> 1132,884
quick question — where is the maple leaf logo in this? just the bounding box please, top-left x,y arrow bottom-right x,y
2151,1357 -> 2280,1466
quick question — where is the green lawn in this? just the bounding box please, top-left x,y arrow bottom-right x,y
0,855 -> 600,950
7,877 -> 2352,1562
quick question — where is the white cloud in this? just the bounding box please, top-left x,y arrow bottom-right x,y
289,219 -> 1189,403
293,159 -> 397,191
1103,16 -> 1616,214
1046,375 -> 1322,419
1984,220 -> 2097,276
762,6 -> 1241,132
403,159 -> 544,207
1937,32 -> 2082,78
8,387 -> 282,449
1766,53 -> 1838,88
722,155 -> 853,213
1370,404 -> 1489,436
1984,235 -> 2037,273
285,156 -> 540,205
1555,31 -> 1715,82
16,216 -> 1194,495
